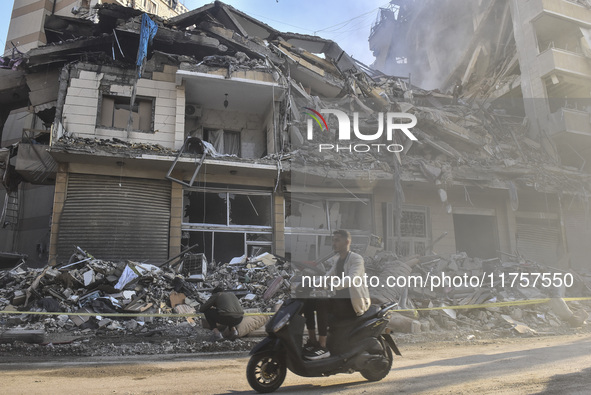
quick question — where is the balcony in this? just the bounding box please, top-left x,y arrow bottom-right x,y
548,107 -> 591,138
538,48 -> 591,79
534,0 -> 591,26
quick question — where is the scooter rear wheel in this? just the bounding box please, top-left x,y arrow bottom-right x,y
246,352 -> 286,393
360,345 -> 393,382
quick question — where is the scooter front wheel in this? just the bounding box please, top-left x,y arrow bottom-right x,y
246,352 -> 286,393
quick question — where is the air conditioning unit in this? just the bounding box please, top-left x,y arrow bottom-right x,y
179,253 -> 208,282
185,103 -> 202,118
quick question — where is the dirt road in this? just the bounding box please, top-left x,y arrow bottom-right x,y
1,333 -> 590,394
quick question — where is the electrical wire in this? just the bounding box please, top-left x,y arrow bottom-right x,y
314,4 -> 388,34
246,12 -> 316,33
241,2 -> 390,36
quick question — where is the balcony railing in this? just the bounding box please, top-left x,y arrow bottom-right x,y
538,48 -> 591,78
548,107 -> 591,137
536,0 -> 591,24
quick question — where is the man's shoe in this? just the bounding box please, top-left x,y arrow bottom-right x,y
303,340 -> 320,353
304,347 -> 330,360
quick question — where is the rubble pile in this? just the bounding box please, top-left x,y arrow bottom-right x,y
52,135 -> 178,156
205,254 -> 291,311
0,245 -> 590,357
0,248 -> 290,343
364,250 -> 591,335
290,88 -> 591,201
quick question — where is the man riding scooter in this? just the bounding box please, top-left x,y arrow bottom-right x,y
303,229 -> 371,360
246,229 -> 400,393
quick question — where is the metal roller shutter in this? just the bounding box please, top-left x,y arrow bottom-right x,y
516,217 -> 561,266
563,211 -> 591,271
57,174 -> 171,264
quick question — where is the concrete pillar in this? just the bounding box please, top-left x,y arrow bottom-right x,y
169,181 -> 183,259
48,163 -> 68,266
273,193 -> 285,257
174,81 -> 186,150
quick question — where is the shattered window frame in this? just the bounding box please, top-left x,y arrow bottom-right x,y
182,187 -> 273,263
285,194 -> 373,261
97,94 -> 155,133
146,0 -> 158,14
392,205 -> 431,257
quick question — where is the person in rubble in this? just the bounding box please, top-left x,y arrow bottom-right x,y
200,286 -> 244,341
304,229 -> 371,360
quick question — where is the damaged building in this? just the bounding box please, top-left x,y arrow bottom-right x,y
0,0 -> 188,266
370,0 -> 591,272
0,0 -> 589,284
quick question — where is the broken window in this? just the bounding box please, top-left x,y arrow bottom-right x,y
285,195 -> 372,261
183,190 -> 271,226
385,205 -> 430,257
182,189 -> 272,263
144,0 -> 158,14
285,198 -> 327,230
204,129 -> 241,156
328,200 -> 372,231
184,192 -> 227,225
99,95 -> 153,132
229,194 -> 271,226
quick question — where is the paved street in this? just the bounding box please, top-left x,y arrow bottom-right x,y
1,333 -> 590,394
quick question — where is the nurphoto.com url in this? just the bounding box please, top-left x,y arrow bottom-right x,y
302,272 -> 574,293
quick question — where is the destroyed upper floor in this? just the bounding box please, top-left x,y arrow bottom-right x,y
369,0 -> 591,173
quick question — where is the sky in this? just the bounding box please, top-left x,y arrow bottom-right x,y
0,0 -> 389,65
0,1 -> 14,55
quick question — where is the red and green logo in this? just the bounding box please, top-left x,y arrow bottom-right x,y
303,107 -> 329,132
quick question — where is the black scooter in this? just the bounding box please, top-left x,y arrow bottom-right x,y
246,295 -> 402,393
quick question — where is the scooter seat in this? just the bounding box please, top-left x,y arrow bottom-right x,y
357,304 -> 380,321
357,304 -> 381,320
331,304 -> 381,329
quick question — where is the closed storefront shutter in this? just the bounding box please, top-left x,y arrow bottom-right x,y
563,211 -> 591,271
57,174 -> 170,264
516,217 -> 561,266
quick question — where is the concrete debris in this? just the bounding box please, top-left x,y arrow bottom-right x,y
0,247 -> 290,347
501,315 -> 537,335
0,244 -> 589,357
363,249 -> 591,335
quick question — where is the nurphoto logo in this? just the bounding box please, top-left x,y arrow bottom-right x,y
303,108 -> 418,153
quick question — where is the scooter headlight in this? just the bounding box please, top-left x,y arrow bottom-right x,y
272,313 -> 291,332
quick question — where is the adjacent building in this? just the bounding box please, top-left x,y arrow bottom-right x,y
369,0 -> 591,271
